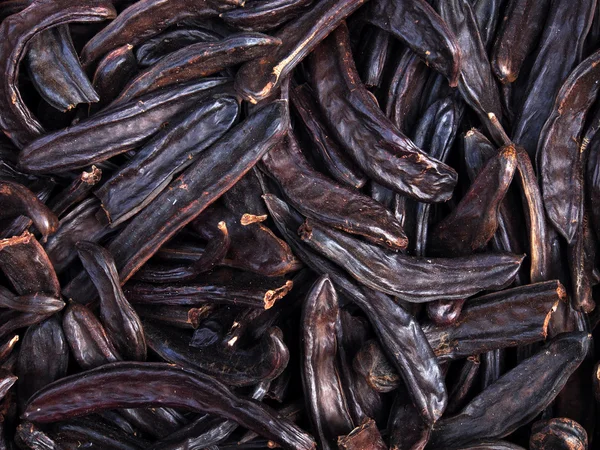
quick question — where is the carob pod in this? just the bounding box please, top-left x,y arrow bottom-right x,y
355,26 -> 391,89
0,0 -> 116,149
423,280 -> 563,360
364,0 -> 461,86
511,0 -> 595,158
0,370 -> 17,402
142,320 -> 289,387
148,381 -> 271,450
436,0 -> 503,133
307,23 -> 458,203
387,382 -> 432,450
471,0 -> 504,51
23,362 -> 317,450
0,287 -> 64,315
538,48 -> 600,245
430,144 -> 518,256
491,0 -> 551,84
290,83 -> 367,189
529,418 -> 588,450
114,33 -> 282,103
220,0 -> 314,32
16,317 -> 68,412
26,25 -> 99,112
62,302 -> 122,369
235,0 -> 367,103
76,242 -> 147,362
80,0 -> 241,67
104,99 -> 289,284
337,418 -> 387,450
299,220 -> 523,302
353,340 -> 400,393
90,45 -> 138,113
48,166 -> 102,218
0,335 -> 19,366
95,93 -> 240,226
261,133 -> 408,250
446,355 -> 481,415
135,27 -> 222,67
428,332 -> 591,448
44,198 -> 112,275
19,78 -> 229,173
301,276 -> 353,449
0,181 -> 58,240
0,231 -> 60,296
263,194 -> 447,425
125,272 -> 293,309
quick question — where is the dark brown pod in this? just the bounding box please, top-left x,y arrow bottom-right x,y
538,48 -> 600,244
0,370 -> 17,401
44,198 -> 111,275
471,0 -> 503,51
105,99 -> 289,284
26,25 -> 99,112
353,340 -> 400,393
16,317 -> 68,411
235,0 -> 367,103
511,0 -> 595,158
301,276 -> 353,450
446,355 -> 481,415
262,133 -> 408,249
430,145 -> 517,256
135,27 -> 222,68
80,0 -> 240,66
62,302 -> 121,370
426,299 -> 466,326
337,418 -> 387,450
94,94 -> 240,226
387,384 -> 431,450
48,166 -> 102,218
364,0 -> 461,86
19,78 -> 228,173
14,422 -> 59,450
0,287 -> 64,315
299,220 -> 523,302
125,273 -> 293,310
0,231 -> 60,296
143,320 -> 289,387
307,23 -> 458,202
220,0 -> 314,31
491,0 -> 551,84
91,44 -> 138,113
76,242 -> 147,361
423,281 -> 563,361
529,418 -> 587,450
0,335 -> 19,366
116,33 -> 281,103
23,362 -> 317,450
568,212 -> 597,312
0,181 -> 58,239
264,194 -> 447,425
437,0 -> 502,122
290,83 -> 367,189
429,332 -> 591,448
0,0 -> 116,149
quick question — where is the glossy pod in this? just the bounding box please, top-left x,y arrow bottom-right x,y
19,78 -> 228,173
299,220 -> 523,302
429,332 -> 591,448
529,418 -> 588,450
91,44 -> 138,113
220,0 -> 314,32
0,0 -> 116,149
235,0 -> 367,103
26,25 -> 99,112
308,24 -> 458,202
23,362 -> 317,450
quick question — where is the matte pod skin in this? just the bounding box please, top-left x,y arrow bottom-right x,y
307,24 -> 458,203
0,0 -> 117,149
301,276 -> 353,450
22,362 -> 317,450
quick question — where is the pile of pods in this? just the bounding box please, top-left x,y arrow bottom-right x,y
0,0 -> 599,449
